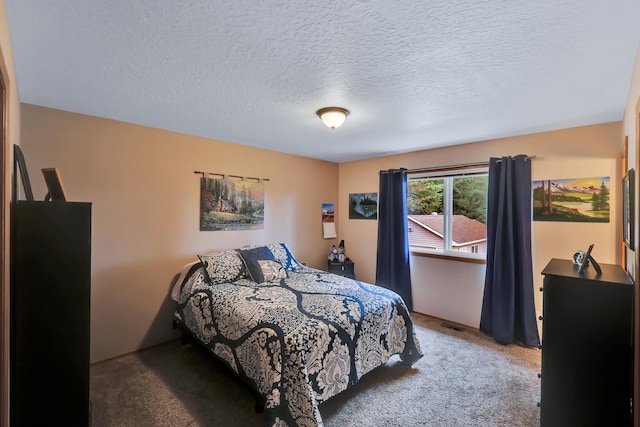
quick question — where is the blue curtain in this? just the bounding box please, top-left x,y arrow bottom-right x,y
479,155 -> 540,347
376,168 -> 413,311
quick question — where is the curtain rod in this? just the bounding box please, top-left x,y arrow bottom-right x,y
194,171 -> 270,182
405,155 -> 537,173
495,155 -> 537,163
406,161 -> 487,173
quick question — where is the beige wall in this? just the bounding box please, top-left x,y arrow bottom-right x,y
339,122 -> 622,328
24,107 -> 623,360
623,44 -> 640,277
19,104 -> 339,363
622,44 -> 640,427
0,0 -> 21,424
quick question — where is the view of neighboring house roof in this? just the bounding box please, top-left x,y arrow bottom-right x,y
409,215 -> 487,245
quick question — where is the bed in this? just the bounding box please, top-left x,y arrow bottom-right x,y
172,243 -> 423,427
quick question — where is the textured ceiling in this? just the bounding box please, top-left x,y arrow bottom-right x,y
6,0 -> 640,162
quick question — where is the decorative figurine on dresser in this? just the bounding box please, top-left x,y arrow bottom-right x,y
538,251 -> 633,427
327,240 -> 356,279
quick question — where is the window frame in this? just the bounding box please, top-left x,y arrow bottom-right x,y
407,164 -> 489,264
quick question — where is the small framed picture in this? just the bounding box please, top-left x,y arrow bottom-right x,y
13,145 -> 34,201
42,167 -> 68,201
348,192 -> 378,219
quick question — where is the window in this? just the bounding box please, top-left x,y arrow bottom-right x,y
407,165 -> 488,261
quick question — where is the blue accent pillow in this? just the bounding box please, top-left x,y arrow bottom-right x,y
238,246 -> 277,283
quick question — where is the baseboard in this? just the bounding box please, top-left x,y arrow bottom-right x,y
411,311 -> 480,333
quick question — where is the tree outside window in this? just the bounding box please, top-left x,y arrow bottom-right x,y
407,169 -> 488,258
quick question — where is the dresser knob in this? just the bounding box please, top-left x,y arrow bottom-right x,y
537,402 -> 541,408
539,286 -> 544,292
537,372 -> 542,378
538,315 -> 543,321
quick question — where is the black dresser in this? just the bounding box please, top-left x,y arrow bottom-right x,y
539,258 -> 633,427
10,201 -> 92,426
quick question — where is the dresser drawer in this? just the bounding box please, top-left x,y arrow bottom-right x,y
328,260 -> 355,279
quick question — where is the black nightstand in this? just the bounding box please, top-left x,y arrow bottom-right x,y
328,259 -> 355,279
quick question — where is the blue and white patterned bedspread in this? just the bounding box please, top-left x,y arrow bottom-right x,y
174,265 -> 422,427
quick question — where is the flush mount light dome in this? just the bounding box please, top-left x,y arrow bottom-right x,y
316,107 -> 349,129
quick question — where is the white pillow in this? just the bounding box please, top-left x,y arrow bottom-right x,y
170,260 -> 200,301
258,259 -> 288,282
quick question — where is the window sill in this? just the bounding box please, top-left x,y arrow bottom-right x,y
410,250 -> 487,265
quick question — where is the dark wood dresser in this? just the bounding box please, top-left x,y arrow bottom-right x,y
10,201 -> 92,426
539,258 -> 633,426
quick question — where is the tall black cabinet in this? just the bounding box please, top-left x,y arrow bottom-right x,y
10,201 -> 92,426
539,258 -> 633,427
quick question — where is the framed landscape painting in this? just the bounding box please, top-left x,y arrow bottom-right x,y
349,193 -> 378,220
200,177 -> 265,231
532,177 -> 609,222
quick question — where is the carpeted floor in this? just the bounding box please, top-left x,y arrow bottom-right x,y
90,313 -> 541,427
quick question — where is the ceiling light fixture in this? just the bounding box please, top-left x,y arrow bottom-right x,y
316,107 -> 349,129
